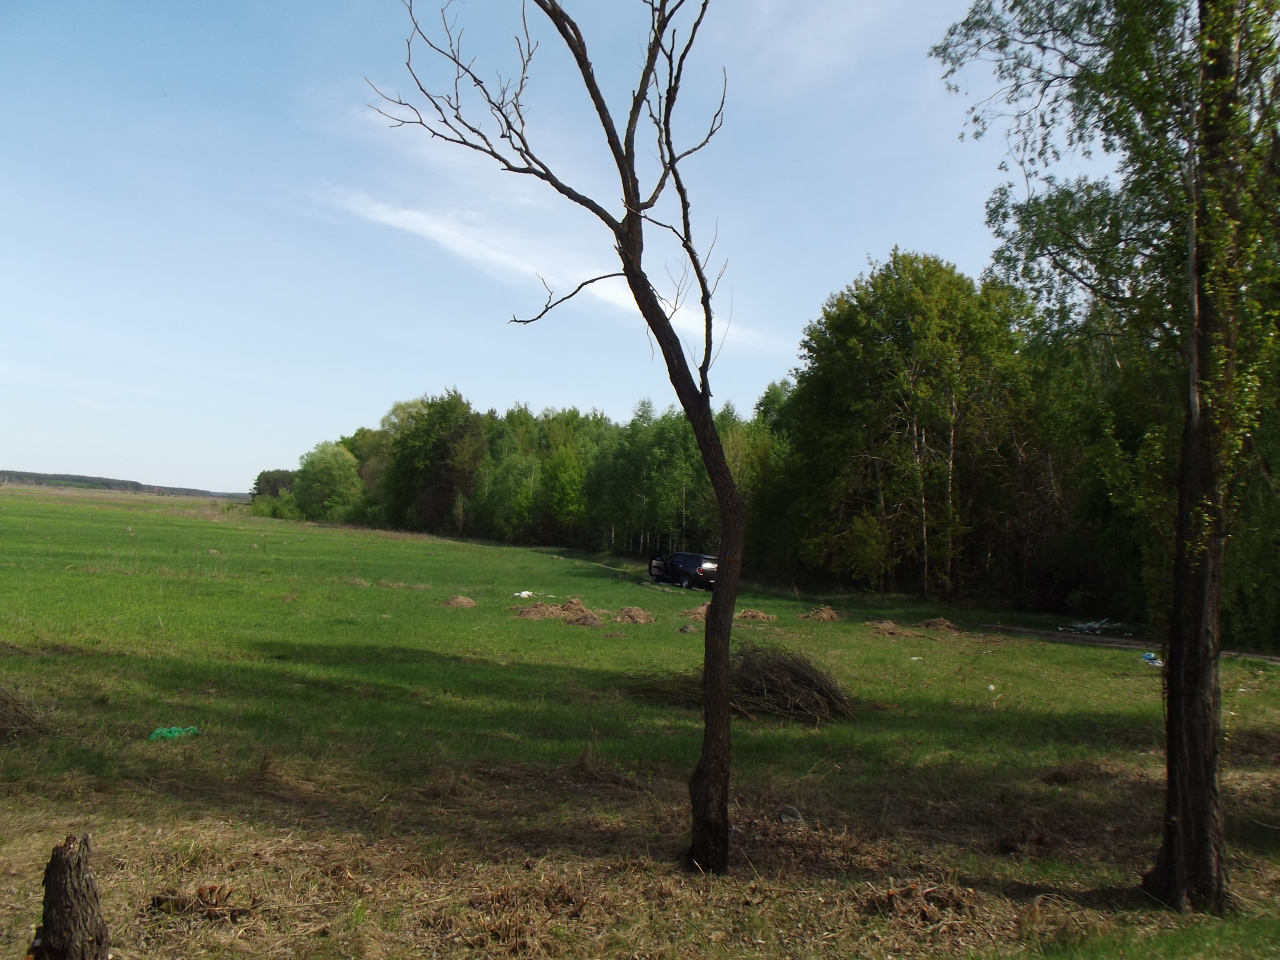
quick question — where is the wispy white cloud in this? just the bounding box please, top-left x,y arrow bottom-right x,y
335,192 -> 545,285
331,190 -> 789,355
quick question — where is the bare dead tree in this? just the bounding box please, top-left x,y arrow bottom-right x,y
372,0 -> 743,872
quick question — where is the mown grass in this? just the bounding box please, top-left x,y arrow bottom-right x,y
1,485 -> 1277,958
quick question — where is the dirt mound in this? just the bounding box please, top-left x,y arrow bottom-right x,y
865,620 -> 921,638
511,598 -> 608,625
736,609 -> 777,622
614,607 -> 654,624
443,596 -> 477,608
682,602 -> 711,620
798,606 -> 839,622
920,617 -> 961,631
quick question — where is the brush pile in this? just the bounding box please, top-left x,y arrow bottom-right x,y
631,641 -> 853,723
0,684 -> 45,740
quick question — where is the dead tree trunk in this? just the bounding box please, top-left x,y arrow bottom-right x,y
30,834 -> 110,960
619,241 -> 745,872
376,0 -> 742,871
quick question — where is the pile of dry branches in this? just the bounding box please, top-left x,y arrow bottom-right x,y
631,641 -> 853,724
0,684 -> 45,740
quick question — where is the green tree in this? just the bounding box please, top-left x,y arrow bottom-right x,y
935,0 -> 1280,911
384,390 -> 489,532
251,469 -> 297,500
785,251 -> 1027,596
293,442 -> 364,522
339,426 -> 394,526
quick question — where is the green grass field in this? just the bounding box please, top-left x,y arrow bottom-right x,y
1,486 -> 1277,958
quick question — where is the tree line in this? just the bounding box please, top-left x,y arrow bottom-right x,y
251,250 -> 1278,653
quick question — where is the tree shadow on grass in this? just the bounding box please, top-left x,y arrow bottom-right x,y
6,639 -> 1276,890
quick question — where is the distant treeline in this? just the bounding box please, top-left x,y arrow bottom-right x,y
1,471 -> 246,499
253,252 -> 1279,650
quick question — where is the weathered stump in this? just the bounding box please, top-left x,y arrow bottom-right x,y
28,834 -> 110,960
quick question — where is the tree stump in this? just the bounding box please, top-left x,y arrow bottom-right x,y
27,834 -> 110,960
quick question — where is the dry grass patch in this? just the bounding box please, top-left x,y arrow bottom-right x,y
512,599 -> 608,627
798,606 -> 839,622
613,607 -> 654,625
864,620 -> 922,638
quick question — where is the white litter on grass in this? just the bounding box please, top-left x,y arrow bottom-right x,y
988,684 -> 996,691
514,591 -> 534,598
910,657 -> 923,661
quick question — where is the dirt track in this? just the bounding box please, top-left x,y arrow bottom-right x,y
973,623 -> 1280,666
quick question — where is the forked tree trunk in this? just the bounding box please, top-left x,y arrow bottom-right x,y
31,834 -> 110,960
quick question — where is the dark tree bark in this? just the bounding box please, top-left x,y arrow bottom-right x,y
375,0 -> 743,871
1141,0 -> 1239,913
31,834 -> 110,960
616,235 -> 745,871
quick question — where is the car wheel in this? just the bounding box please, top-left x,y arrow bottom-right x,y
681,576 -> 690,589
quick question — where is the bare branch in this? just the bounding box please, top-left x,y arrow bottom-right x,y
368,0 -> 623,232
511,272 -> 626,325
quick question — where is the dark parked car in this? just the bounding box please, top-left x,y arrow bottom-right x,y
649,552 -> 718,589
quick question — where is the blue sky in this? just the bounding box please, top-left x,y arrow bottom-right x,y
1,1 -> 1012,493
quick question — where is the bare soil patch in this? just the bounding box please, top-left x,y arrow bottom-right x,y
443,596 -> 477,608
736,609 -> 778,622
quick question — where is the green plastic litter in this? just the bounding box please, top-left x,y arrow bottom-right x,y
148,726 -> 200,741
